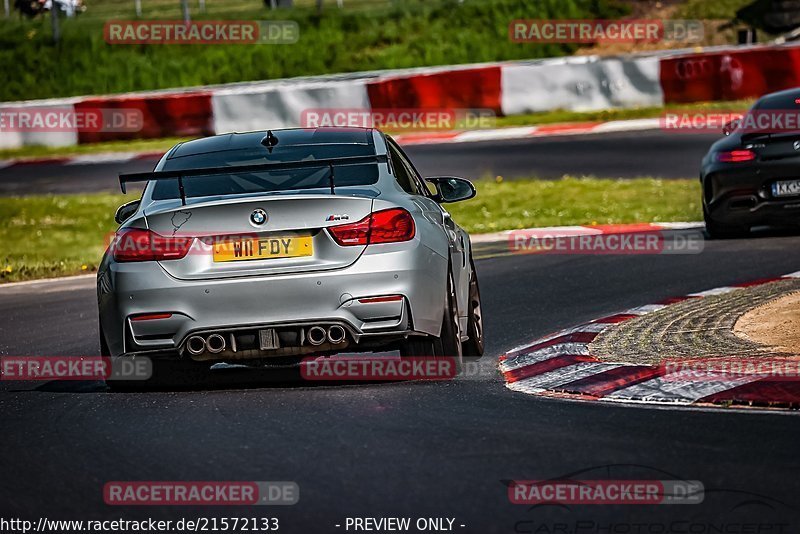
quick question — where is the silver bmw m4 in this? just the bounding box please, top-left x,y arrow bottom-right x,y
98,127 -> 483,380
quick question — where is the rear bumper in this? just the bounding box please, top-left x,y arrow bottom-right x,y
702,164 -> 800,227
707,196 -> 800,227
98,241 -> 448,357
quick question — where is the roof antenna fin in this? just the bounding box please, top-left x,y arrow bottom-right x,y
261,130 -> 279,153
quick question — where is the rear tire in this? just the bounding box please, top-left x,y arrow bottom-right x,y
399,337 -> 436,357
400,267 -> 462,374
704,205 -> 749,239
99,323 -> 110,357
462,258 -> 484,358
437,269 -> 463,361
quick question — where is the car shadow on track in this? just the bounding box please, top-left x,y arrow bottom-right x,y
720,226 -> 800,240
15,355 -> 493,394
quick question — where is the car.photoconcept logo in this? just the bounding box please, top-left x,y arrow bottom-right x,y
250,209 -> 268,226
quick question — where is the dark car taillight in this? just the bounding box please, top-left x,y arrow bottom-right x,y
112,228 -> 194,262
328,208 -> 415,246
716,149 -> 756,163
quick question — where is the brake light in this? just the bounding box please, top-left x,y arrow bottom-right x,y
358,295 -> 404,304
717,149 -> 756,163
112,228 -> 194,262
131,313 -> 173,321
328,208 -> 415,246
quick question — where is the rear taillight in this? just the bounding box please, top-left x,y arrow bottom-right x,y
328,208 -> 415,246
370,208 -> 416,244
112,228 -> 194,262
327,214 -> 371,246
716,149 -> 756,163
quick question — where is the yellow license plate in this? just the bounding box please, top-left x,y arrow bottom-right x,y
213,236 -> 313,262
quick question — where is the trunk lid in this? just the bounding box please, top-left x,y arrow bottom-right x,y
743,132 -> 800,161
144,192 -> 374,280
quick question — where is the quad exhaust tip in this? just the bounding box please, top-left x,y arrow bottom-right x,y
307,326 -> 327,346
206,333 -> 226,354
187,325 -> 344,354
327,325 -> 346,345
186,335 -> 206,356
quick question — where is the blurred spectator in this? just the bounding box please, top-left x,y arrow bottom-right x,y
13,0 -> 46,17
47,0 -> 85,17
14,0 -> 84,18
263,0 -> 293,7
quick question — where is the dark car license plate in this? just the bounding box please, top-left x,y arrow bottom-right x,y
772,180 -> 800,197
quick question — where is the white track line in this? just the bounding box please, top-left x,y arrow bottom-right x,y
64,153 -> 138,165
0,274 -> 95,291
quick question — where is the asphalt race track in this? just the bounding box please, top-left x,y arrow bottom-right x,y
2,130 -> 800,531
0,130 -> 719,195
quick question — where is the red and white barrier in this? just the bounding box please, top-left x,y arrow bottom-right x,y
0,99 -> 82,149
211,79 -> 371,133
3,42 -> 800,149
661,46 -> 800,103
367,65 -> 502,114
75,91 -> 214,144
502,55 -> 663,115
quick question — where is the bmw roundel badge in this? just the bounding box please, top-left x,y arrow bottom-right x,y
250,208 -> 268,226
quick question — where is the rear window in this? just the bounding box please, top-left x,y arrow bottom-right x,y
753,93 -> 800,110
152,144 -> 379,200
151,165 -> 379,200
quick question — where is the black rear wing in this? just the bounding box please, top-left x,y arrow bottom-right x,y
119,154 -> 389,204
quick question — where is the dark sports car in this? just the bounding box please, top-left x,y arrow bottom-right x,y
700,87 -> 800,238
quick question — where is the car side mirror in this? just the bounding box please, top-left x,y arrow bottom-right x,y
115,199 -> 140,224
424,176 -> 476,203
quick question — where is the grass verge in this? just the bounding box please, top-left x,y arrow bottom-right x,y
447,177 -> 700,233
493,99 -> 753,128
0,0 -> 625,101
0,177 -> 700,283
0,194 -> 122,283
675,0 -> 753,20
